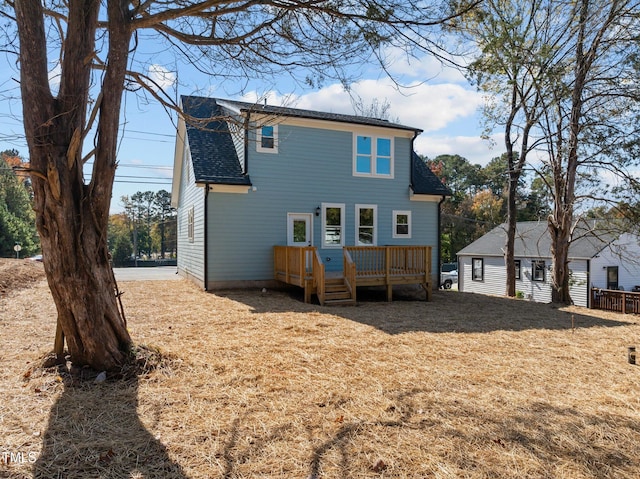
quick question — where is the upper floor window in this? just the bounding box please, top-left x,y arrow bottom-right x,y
392,210 -> 411,238
353,134 -> 393,178
322,203 -> 345,248
356,204 -> 377,245
257,124 -> 278,153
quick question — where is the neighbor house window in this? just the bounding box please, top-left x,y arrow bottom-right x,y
514,260 -> 521,280
187,206 -> 195,243
356,204 -> 377,245
532,260 -> 546,282
472,258 -> 484,281
392,210 -> 411,238
606,266 -> 619,290
256,124 -> 278,153
322,203 -> 345,248
354,134 -> 393,178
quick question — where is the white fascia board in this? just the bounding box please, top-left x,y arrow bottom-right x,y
171,113 -> 187,208
246,113 -> 418,139
195,183 -> 250,194
410,193 -> 444,202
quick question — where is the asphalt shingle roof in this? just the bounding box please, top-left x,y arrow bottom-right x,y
181,96 -> 251,185
217,98 -> 422,132
411,152 -> 452,196
457,220 -> 618,259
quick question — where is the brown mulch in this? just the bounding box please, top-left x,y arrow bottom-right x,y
1,259 -> 640,478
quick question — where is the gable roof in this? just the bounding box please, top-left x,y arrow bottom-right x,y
217,98 -> 422,133
411,152 -> 452,196
181,96 -> 251,186
457,220 -> 618,260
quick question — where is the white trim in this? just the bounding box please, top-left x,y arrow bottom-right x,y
206,184 -> 250,194
187,206 -> 195,243
355,204 -> 378,246
171,114 -> 187,208
392,210 -> 412,239
352,133 -> 394,179
410,193 -> 444,202
256,124 -> 279,153
322,203 -> 345,249
247,112 -> 418,139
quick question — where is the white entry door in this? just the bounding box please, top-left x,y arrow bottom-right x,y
287,213 -> 312,246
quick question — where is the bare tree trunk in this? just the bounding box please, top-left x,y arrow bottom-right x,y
16,0 -> 132,371
505,170 -> 518,297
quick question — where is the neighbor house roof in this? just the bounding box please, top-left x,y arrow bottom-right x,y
181,96 -> 251,186
457,220 -> 618,260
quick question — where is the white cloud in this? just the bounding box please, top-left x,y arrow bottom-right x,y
415,133 -> 501,166
242,74 -> 494,165
378,47 -> 469,84
147,64 -> 176,91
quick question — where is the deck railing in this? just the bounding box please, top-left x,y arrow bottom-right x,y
273,245 -> 314,287
591,288 -> 640,314
344,245 -> 432,281
275,245 -> 433,303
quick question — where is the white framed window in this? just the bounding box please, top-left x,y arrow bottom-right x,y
532,260 -> 546,282
355,204 -> 377,246
392,210 -> 411,238
187,206 -> 195,243
514,259 -> 521,280
256,124 -> 278,153
322,203 -> 345,248
353,134 -> 393,178
472,258 -> 484,281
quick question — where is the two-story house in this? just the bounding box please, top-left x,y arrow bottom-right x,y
171,96 -> 450,304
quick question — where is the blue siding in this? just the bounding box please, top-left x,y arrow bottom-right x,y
206,122 -> 440,283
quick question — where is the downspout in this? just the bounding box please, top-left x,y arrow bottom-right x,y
586,259 -> 590,308
243,110 -> 250,174
203,183 -> 209,291
438,196 -> 446,286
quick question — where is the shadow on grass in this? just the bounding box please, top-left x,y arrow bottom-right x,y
33,369 -> 187,479
213,388 -> 639,477
216,287 -> 636,335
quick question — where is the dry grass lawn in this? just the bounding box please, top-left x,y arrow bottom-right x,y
1,258 -> 640,478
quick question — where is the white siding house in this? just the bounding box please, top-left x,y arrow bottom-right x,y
457,221 -> 640,307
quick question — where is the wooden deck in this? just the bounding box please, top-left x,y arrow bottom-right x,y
274,245 -> 433,305
591,288 -> 640,314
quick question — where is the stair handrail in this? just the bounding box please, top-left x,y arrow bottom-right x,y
313,249 -> 325,306
343,249 -> 357,303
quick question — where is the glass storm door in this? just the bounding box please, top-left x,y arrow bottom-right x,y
607,266 -> 619,290
287,213 -> 312,246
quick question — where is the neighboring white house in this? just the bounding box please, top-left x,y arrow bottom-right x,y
457,221 -> 640,307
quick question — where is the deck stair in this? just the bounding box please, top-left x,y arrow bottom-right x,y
323,276 -> 355,306
274,245 -> 432,305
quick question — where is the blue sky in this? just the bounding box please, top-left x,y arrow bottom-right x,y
0,48 -> 501,214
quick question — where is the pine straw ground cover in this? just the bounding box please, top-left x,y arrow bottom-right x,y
1,261 -> 640,478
